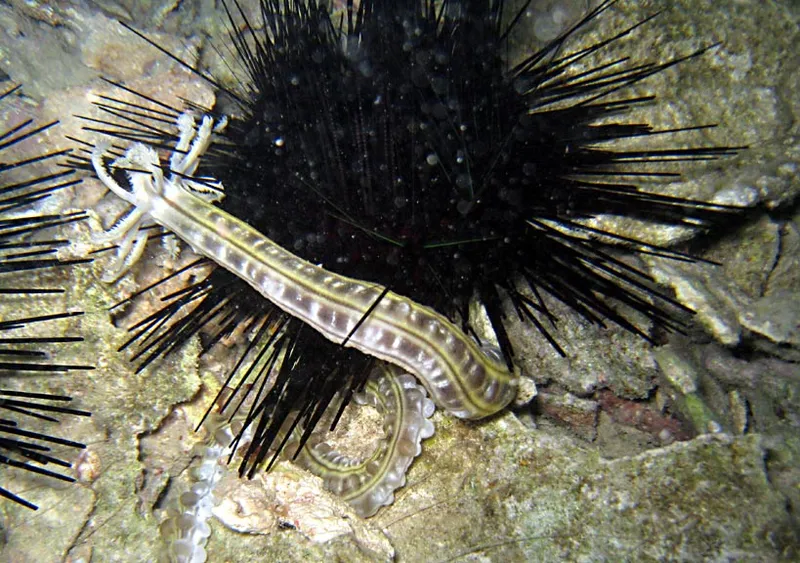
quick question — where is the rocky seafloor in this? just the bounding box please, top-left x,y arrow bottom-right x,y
0,0 -> 798,560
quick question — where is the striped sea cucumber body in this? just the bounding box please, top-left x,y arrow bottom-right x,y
290,364 -> 436,517
90,115 -> 519,420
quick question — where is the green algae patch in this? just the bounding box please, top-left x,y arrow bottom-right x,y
679,392 -> 721,434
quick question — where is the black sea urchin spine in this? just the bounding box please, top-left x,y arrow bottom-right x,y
0,84 -> 92,509
75,0 -> 743,476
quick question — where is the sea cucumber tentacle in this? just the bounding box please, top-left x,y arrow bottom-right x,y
90,113 -> 519,419
290,363 -> 435,518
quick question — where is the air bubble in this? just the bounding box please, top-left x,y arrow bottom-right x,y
523,162 -> 537,176
359,60 -> 373,77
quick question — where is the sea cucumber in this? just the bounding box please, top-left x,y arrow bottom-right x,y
158,412 -> 251,563
89,113 -> 519,420
289,363 -> 435,517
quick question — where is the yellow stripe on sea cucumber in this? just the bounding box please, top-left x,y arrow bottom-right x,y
290,363 -> 435,517
90,113 -> 518,419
